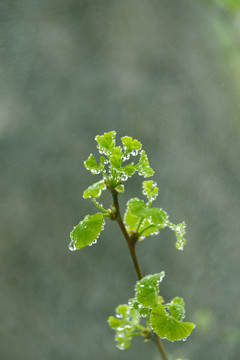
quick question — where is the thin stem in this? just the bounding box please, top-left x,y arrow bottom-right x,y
135,216 -> 144,234
110,189 -> 169,360
155,334 -> 168,360
138,223 -> 156,237
91,197 -> 108,214
112,190 -> 143,280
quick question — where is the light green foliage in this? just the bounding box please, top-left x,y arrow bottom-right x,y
124,189 -> 186,249
168,297 -> 185,321
136,150 -> 154,177
84,131 -> 154,189
69,131 -> 194,356
121,136 -> 142,155
83,180 -> 106,198
150,303 -> 195,342
173,222 -> 186,250
108,304 -> 144,350
109,273 -> 195,347
70,213 -> 104,249
135,272 -> 165,307
143,180 -> 159,205
84,154 -> 100,174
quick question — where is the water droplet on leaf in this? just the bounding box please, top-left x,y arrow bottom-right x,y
69,240 -> 77,251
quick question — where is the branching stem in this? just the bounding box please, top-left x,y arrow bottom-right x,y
111,189 -> 169,360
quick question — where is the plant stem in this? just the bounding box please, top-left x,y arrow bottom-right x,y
91,197 -> 108,214
111,189 -> 169,360
155,334 -> 169,360
111,190 -> 143,280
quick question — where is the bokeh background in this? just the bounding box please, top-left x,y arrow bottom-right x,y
1,1 -> 240,359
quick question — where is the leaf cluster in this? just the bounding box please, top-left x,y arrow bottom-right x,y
68,131 -> 195,354
108,273 -> 195,349
69,131 -> 186,251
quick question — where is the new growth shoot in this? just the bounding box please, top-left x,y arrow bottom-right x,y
69,131 -> 195,360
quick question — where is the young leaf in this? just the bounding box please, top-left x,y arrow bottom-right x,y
70,213 -> 104,249
95,131 -> 116,154
110,154 -> 123,170
84,154 -> 100,174
136,150 -> 154,178
135,272 -> 165,308
121,164 -> 136,177
121,136 -> 142,155
174,222 -> 186,250
124,198 -> 168,236
115,184 -> 125,193
124,198 -> 146,233
142,180 -> 158,204
168,297 -> 185,321
108,304 -> 142,350
128,298 -> 150,317
83,180 -> 106,199
150,303 -> 195,341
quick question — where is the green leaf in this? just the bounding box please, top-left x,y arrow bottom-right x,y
174,222 -> 186,250
128,298 -> 150,317
95,131 -> 116,154
168,297 -> 185,321
136,150 -> 154,178
124,198 -> 146,232
108,304 -> 141,350
70,213 -> 104,250
135,272 -> 165,308
83,180 -> 106,199
115,184 -> 125,193
121,136 -> 142,155
84,154 -> 100,174
142,180 -> 158,204
110,154 -> 123,170
124,198 -> 168,237
150,303 -> 195,341
110,146 -> 123,157
121,164 -> 136,177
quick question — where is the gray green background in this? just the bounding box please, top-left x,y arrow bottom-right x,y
1,1 -> 240,359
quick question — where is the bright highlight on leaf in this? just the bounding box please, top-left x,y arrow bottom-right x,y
70,213 -> 104,249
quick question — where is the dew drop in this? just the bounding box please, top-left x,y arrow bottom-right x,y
121,174 -> 128,181
69,240 -> 77,251
131,149 -> 138,156
88,239 -> 98,247
123,154 -> 130,161
91,169 -> 100,174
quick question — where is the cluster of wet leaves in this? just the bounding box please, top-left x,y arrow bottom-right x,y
69,131 -> 186,251
68,131 -> 194,350
108,273 -> 195,349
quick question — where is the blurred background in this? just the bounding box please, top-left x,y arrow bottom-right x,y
1,1 -> 240,359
